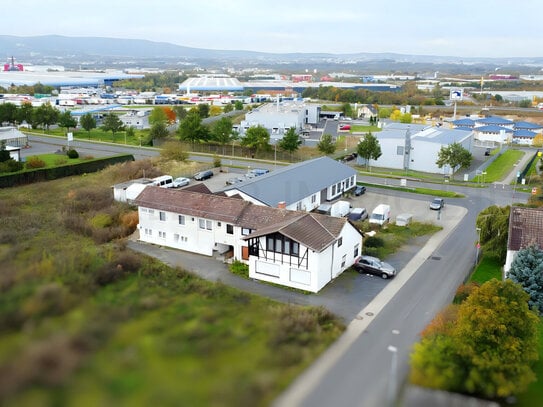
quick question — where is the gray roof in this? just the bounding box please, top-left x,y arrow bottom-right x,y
223,156 -> 356,207
377,125 -> 472,145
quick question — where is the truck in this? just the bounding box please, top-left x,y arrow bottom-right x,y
369,204 -> 391,226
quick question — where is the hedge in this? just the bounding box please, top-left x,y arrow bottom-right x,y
0,154 -> 135,188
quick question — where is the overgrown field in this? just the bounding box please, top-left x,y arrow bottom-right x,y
0,159 -> 345,406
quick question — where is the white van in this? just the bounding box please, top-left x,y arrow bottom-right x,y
369,204 -> 391,226
152,175 -> 174,188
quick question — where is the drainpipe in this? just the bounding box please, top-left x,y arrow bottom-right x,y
330,241 -> 335,280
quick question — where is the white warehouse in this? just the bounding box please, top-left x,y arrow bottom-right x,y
238,100 -> 320,140
357,123 -> 474,175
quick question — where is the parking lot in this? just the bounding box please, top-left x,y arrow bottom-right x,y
190,170 -> 443,225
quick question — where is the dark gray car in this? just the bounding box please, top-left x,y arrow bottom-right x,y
352,255 -> 396,279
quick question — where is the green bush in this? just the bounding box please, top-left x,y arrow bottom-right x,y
364,236 -> 385,248
0,159 -> 24,173
229,260 -> 249,278
67,149 -> 79,159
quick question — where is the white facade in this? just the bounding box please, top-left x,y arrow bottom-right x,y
248,223 -> 362,293
239,101 -> 320,140
134,187 -> 362,293
360,126 -> 474,174
120,110 -> 151,130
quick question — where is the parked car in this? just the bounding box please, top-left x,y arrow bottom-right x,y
194,170 -> 214,181
173,177 -> 190,188
352,255 -> 396,279
354,185 -> 366,196
429,198 -> 445,210
348,207 -> 368,221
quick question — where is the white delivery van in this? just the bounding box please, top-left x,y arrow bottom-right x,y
369,204 -> 391,226
152,175 -> 174,188
330,201 -> 351,217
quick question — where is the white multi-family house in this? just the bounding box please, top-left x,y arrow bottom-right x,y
134,187 -> 363,293
222,156 -> 357,212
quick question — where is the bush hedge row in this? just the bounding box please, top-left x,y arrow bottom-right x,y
0,154 -> 135,188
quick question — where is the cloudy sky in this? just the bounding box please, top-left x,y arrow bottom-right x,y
5,0 -> 542,58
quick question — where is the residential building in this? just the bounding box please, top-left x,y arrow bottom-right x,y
222,156 -> 357,212
452,116 -> 542,146
134,187 -> 363,292
504,206 -> 543,277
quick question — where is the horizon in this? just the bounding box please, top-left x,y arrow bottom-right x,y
3,0 -> 543,59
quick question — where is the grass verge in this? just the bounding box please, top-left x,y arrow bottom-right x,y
481,149 -> 525,183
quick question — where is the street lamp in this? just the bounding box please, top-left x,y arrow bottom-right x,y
475,227 -> 481,266
387,345 -> 398,407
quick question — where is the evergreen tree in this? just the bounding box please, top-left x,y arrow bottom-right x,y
509,245 -> 543,314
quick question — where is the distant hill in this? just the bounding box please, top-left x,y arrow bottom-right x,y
1,35 -> 542,73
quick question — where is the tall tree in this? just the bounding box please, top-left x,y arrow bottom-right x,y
196,103 -> 210,118
32,103 -> 59,131
278,127 -> 302,159
149,121 -> 169,140
475,205 -> 510,262
356,131 -> 382,169
211,117 -> 234,155
317,134 -> 336,155
436,142 -> 472,180
410,280 -> 539,399
0,102 -> 18,125
240,125 -> 270,156
101,112 -> 124,141
16,102 -> 34,126
508,245 -> 543,314
172,105 -> 187,122
176,111 -> 209,148
80,113 -> 96,138
57,111 -> 77,134
149,106 -> 168,126
341,102 -> 353,118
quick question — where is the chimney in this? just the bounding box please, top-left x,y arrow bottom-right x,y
277,201 -> 286,209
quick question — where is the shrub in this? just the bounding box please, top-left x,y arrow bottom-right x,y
54,157 -> 68,166
0,159 -> 24,173
89,213 -> 113,228
66,149 -> 79,159
364,236 -> 385,248
213,154 -> 221,168
94,251 -> 142,286
25,156 -> 46,169
229,260 -> 249,278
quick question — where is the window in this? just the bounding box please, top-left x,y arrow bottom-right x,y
354,244 -> 359,258
159,231 -> 166,239
266,233 -> 300,257
296,202 -> 302,210
159,211 -> 166,221
206,220 -> 212,230
217,222 -> 222,227
144,228 -> 152,236
332,185 -> 336,195
311,194 -> 316,203
341,254 -> 346,268
226,224 -> 234,234
199,219 -> 205,229
178,215 -> 185,225
242,228 -> 251,236
397,146 -> 404,156
338,237 -> 343,247
174,234 -> 179,242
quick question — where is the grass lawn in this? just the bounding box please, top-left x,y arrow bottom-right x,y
469,255 -> 503,284
359,181 -> 465,198
360,222 -> 442,259
351,125 -> 380,133
481,149 -> 525,183
0,159 -> 345,406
